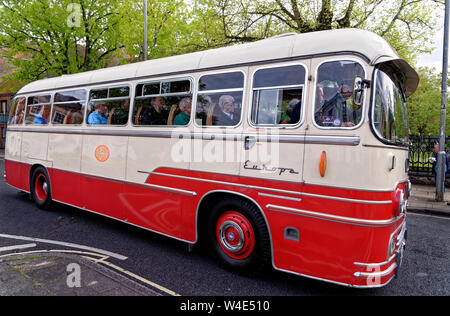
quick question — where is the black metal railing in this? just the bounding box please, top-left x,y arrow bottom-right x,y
0,113 -> 8,125
408,135 -> 450,177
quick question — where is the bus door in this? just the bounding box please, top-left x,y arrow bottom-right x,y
239,62 -> 309,270
239,63 -> 308,186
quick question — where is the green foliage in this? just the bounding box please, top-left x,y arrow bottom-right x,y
0,0 -> 125,85
407,67 -> 450,136
196,0 -> 443,64
117,0 -> 191,61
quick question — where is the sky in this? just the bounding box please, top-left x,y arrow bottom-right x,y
417,4 -> 448,72
418,26 -> 447,71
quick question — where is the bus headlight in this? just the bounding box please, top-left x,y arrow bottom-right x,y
388,237 -> 396,257
394,188 -> 407,217
406,180 -> 412,198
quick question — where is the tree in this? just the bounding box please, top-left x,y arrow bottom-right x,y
407,67 -> 450,136
197,0 -> 443,64
117,0 -> 192,61
0,0 -> 126,85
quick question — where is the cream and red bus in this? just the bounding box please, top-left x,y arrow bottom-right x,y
4,29 -> 416,288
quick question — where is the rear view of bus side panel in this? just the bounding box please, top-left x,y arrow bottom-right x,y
47,133 -> 84,208
4,131 -> 29,192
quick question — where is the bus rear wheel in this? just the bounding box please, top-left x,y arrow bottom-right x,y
30,166 -> 52,210
206,197 -> 270,276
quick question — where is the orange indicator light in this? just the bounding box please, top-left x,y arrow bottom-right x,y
319,151 -> 327,177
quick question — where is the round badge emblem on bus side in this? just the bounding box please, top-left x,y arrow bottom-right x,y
95,145 -> 110,162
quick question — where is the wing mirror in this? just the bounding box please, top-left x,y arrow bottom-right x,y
352,77 -> 370,108
353,77 -> 364,107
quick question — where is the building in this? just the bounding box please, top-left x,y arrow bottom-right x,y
0,49 -> 22,148
0,92 -> 14,148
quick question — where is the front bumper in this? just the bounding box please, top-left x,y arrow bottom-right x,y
353,221 -> 407,287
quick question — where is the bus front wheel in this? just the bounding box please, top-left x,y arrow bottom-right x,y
30,166 -> 52,210
206,197 -> 271,276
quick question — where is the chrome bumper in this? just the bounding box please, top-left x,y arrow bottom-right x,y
354,222 -> 407,283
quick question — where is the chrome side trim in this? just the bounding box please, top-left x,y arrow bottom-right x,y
149,171 -> 392,205
354,254 -> 396,268
266,204 -> 402,227
148,171 -> 303,197
84,172 -> 197,197
274,265 -> 395,289
258,192 -> 302,202
354,262 -> 397,278
300,191 -> 392,205
7,127 -> 360,146
50,167 -> 198,197
139,182 -> 197,197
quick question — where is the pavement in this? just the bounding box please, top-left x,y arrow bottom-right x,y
0,252 -> 160,296
0,147 -> 449,296
407,183 -> 450,217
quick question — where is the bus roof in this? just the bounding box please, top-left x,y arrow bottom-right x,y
17,28 -> 418,97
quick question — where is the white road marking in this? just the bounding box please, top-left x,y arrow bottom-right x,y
0,243 -> 37,253
0,233 -> 127,260
0,249 -> 179,296
83,256 -> 180,296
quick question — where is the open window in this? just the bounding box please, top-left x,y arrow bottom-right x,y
251,65 -> 306,126
133,79 -> 192,126
195,71 -> 244,127
25,95 -> 52,125
52,89 -> 86,125
88,86 -> 130,126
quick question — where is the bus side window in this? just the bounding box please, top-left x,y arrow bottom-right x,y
195,72 -> 244,127
8,97 -> 26,125
25,95 -> 52,125
251,65 -> 306,126
133,79 -> 192,127
88,86 -> 130,126
52,89 -> 86,125
314,60 -> 364,128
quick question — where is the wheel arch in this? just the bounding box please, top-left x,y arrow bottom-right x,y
195,190 -> 273,260
29,164 -> 49,187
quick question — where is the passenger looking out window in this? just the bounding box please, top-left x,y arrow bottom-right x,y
141,96 -> 168,126
173,97 -> 192,126
111,99 -> 130,125
88,104 -> 108,125
24,95 -> 52,126
33,106 -> 51,125
215,95 -> 240,126
280,98 -> 301,124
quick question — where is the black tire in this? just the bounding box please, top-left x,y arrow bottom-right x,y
30,166 -> 52,210
206,197 -> 271,276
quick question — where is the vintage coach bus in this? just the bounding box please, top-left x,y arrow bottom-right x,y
4,29 -> 416,288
